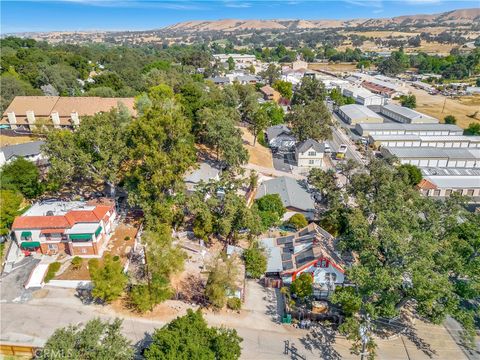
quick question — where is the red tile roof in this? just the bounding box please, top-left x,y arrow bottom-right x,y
65,210 -> 100,225
417,178 -> 437,190
12,216 -> 71,230
40,228 -> 65,234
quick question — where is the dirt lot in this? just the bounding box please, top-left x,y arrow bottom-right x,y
308,62 -> 359,73
404,86 -> 480,128
0,135 -> 39,146
239,126 -> 273,168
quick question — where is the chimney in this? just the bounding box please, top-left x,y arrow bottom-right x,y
7,112 -> 17,129
26,110 -> 36,128
71,111 -> 80,126
51,111 -> 61,128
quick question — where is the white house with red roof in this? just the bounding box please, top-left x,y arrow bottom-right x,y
261,223 -> 345,297
11,199 -> 116,257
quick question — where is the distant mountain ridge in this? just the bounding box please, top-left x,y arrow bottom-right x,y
164,8 -> 480,32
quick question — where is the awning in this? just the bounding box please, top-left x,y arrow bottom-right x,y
21,231 -> 32,238
95,226 -> 102,237
21,241 -> 40,249
40,229 -> 65,234
69,233 -> 92,241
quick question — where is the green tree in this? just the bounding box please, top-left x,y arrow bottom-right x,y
261,101 -> 284,126
256,194 -> 285,218
291,76 -> 326,106
288,100 -> 333,141
128,273 -> 172,313
248,105 -> 270,146
43,106 -> 132,195
286,213 -> 308,230
464,122 -> 480,135
259,63 -> 280,85
400,94 -> 417,109
90,254 -> 127,303
38,318 -> 133,360
205,256 -> 240,309
0,158 -> 43,198
227,56 -> 235,71
272,80 -> 293,99
378,49 -> 409,76
291,272 -> 313,299
144,309 -> 242,360
444,115 -> 457,124
243,242 -> 267,279
0,190 -> 23,236
398,164 -> 422,186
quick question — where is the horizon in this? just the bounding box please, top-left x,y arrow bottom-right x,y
0,0 -> 478,34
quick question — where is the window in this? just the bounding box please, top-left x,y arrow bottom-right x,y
48,244 -> 58,250
433,190 -> 441,196
325,273 -> 337,283
445,189 -> 452,196
308,151 -> 316,156
466,189 -> 474,196
81,248 -> 87,254
309,160 -> 315,165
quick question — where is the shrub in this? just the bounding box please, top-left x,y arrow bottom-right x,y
44,262 -> 61,283
227,297 -> 242,311
113,255 -> 120,262
88,258 -> 100,270
286,213 -> 308,230
124,236 -> 130,241
71,256 -> 83,270
291,272 -> 313,299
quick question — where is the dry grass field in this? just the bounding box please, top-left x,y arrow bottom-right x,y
239,126 -> 273,168
308,62 -> 361,73
0,135 -> 38,146
405,85 -> 480,128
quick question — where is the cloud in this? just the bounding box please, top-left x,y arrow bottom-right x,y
344,0 -> 383,9
52,0 -> 204,10
404,0 -> 442,4
223,1 -> 252,8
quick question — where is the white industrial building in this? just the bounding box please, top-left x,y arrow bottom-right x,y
338,104 -> 384,125
417,167 -> 480,199
355,123 -> 463,137
380,104 -> 439,124
370,135 -> 480,149
341,85 -> 385,106
381,147 -> 480,168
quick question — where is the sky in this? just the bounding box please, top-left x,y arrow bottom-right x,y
1,0 -> 477,33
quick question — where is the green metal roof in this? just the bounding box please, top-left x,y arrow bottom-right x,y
21,231 -> 32,238
95,226 -> 102,237
69,234 -> 92,241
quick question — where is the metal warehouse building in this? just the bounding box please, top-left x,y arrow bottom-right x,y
381,147 -> 480,168
418,167 -> 480,199
338,104 -> 384,125
355,123 -> 463,137
341,85 -> 385,107
370,135 -> 480,148
380,104 -> 439,124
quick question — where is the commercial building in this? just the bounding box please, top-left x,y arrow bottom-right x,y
213,54 -> 257,64
261,223 -> 344,297
11,200 -> 116,257
1,96 -> 136,131
295,139 -> 325,167
417,167 -> 480,199
380,104 -> 439,124
381,147 -> 480,168
355,123 -> 463,137
341,85 -> 385,106
370,135 -> 480,149
0,141 -> 45,167
338,104 -> 384,125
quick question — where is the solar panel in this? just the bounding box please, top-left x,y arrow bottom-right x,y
277,235 -> 295,245
282,261 -> 294,270
282,253 -> 292,261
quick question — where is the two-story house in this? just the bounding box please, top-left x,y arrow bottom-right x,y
295,139 -> 325,167
11,199 -> 116,257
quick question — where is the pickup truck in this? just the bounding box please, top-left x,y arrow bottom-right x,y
335,144 -> 348,160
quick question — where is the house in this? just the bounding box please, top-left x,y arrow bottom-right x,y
261,223 -> 345,297
1,96 -> 136,131
260,85 -> 281,103
380,104 -> 439,124
0,141 -> 45,167
256,176 -> 316,220
11,199 -> 116,257
338,104 -> 384,125
295,139 -> 325,167
207,76 -> 231,86
235,75 -> 260,85
265,125 -> 296,152
184,162 -> 221,192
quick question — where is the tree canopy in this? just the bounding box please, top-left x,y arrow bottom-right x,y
0,157 -> 43,198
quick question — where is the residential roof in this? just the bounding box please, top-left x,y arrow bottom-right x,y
0,141 -> 44,161
1,96 -> 136,126
260,238 -> 284,273
339,104 -> 383,121
417,178 -> 437,190
66,222 -> 100,234
184,162 -> 221,184
206,77 -> 230,84
265,125 -> 292,141
255,176 -> 315,212
260,85 -> 279,96
296,139 -> 325,153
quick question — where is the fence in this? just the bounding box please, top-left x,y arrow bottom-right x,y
0,342 -> 39,358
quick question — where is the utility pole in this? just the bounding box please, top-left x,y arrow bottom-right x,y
143,243 -> 153,311
359,314 -> 371,360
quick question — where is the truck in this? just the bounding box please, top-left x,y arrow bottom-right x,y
335,144 -> 348,160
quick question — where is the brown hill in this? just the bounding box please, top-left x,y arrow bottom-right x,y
164,8 -> 480,32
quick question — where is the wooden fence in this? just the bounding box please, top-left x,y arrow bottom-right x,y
0,342 -> 39,358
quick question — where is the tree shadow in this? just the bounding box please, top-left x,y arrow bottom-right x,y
298,326 -> 342,360
403,326 -> 437,358
133,332 -> 153,360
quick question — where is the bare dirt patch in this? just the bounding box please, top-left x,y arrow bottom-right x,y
0,135 -> 38,146
239,126 -> 273,168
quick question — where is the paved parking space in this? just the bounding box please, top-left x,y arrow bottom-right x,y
272,153 -> 296,172
0,257 -> 39,303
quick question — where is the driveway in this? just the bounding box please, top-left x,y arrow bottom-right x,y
0,256 -> 39,303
